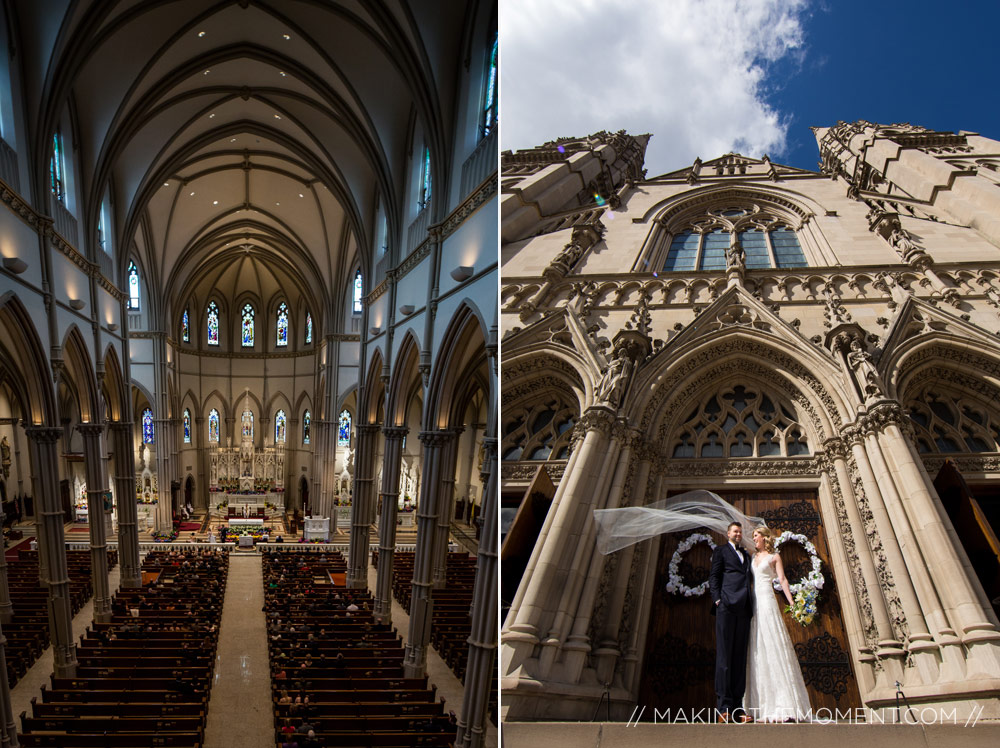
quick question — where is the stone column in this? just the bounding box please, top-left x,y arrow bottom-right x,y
347,423 -> 380,587
454,435 -> 497,748
0,498 -> 12,622
432,427 -> 462,589
108,422 -> 141,588
23,426 -> 77,677
374,426 -> 407,623
0,621 -> 17,747
78,423 -> 111,623
403,429 -> 452,678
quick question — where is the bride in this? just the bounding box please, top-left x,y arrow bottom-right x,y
745,525 -> 811,722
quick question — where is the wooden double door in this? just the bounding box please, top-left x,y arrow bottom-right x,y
636,489 -> 861,717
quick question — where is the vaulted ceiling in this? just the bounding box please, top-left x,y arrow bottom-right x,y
14,0 -> 473,324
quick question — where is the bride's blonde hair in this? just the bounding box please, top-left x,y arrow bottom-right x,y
753,525 -> 775,553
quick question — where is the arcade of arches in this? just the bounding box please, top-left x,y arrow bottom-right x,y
0,2 -> 497,748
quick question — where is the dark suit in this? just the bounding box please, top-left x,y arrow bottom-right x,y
709,542 -> 754,715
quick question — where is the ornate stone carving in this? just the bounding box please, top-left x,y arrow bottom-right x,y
499,460 -> 567,483
594,342 -> 634,409
757,500 -> 821,538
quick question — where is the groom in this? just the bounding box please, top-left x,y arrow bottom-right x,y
709,521 -> 754,723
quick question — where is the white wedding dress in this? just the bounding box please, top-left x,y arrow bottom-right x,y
744,551 -> 812,722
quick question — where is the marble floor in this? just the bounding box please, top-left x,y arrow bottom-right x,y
203,554 -> 273,748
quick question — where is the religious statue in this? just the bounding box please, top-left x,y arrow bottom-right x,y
1,436 -> 10,479
846,336 -> 886,404
594,343 -> 633,408
726,233 -> 746,273
875,272 -> 911,308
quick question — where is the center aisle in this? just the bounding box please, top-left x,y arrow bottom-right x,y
203,553 -> 273,748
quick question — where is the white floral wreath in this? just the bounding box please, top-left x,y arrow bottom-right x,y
771,530 -> 824,595
665,532 -> 717,597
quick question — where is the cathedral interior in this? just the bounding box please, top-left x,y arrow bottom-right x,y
0,1 -> 497,747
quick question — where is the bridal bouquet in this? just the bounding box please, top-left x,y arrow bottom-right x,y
785,588 -> 819,626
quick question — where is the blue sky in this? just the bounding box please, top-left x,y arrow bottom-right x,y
501,0 -> 1000,174
763,0 -> 1000,170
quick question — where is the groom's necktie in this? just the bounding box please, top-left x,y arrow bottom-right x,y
730,542 -> 743,564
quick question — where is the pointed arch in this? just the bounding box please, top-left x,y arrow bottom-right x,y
101,343 -> 127,423
61,325 -> 100,424
360,348 -> 385,425
425,301 -> 491,430
0,293 -> 56,425
386,330 -> 423,428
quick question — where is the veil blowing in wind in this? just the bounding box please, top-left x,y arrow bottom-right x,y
592,489 -> 766,554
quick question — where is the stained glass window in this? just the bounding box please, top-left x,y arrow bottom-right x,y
241,303 -> 254,347
242,408 -> 253,438
338,410 -> 351,447
353,270 -> 362,314
207,301 -> 219,346
305,312 -> 313,345
482,34 -> 498,137
276,302 -> 289,347
183,409 -> 191,443
97,208 -> 105,253
208,409 -> 219,443
303,410 -> 311,445
141,408 -> 154,444
181,309 -> 189,342
420,147 -> 432,207
127,261 -> 140,310
50,132 -> 64,203
275,410 -> 286,443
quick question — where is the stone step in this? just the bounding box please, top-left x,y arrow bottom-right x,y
502,722 -> 1000,748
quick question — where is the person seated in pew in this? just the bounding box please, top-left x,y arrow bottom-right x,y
280,719 -> 296,738
299,730 -> 322,748
278,690 -> 291,705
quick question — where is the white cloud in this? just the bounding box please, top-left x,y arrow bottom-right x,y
500,0 -> 810,174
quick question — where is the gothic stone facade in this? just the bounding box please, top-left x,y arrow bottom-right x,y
500,124 -> 1000,721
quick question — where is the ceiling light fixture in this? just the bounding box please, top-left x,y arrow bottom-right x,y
203,70 -> 210,75
230,138 -> 237,142
275,202 -> 280,206
213,200 -> 219,205
198,31 -> 206,38
279,71 -> 287,77
298,193 -> 304,198
274,114 -> 281,119
282,34 -> 290,40
190,191 -> 196,196
163,182 -> 170,187
450,265 -> 474,282
209,113 -> 215,118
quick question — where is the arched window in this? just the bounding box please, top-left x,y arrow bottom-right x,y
241,303 -> 255,347
905,384 -> 1000,454
276,302 -> 289,347
303,410 -> 311,445
50,131 -> 65,203
127,261 -> 140,310
181,309 -> 189,343
242,407 -> 254,438
502,394 -> 577,461
668,384 -> 810,459
141,408 -> 154,444
482,34 -> 498,137
338,410 -> 351,447
206,301 -> 220,346
98,201 -> 110,255
353,270 -> 363,314
420,147 -> 432,208
182,409 -> 191,443
305,312 -> 313,345
275,410 -> 286,443
208,409 -> 220,443
662,207 -> 807,272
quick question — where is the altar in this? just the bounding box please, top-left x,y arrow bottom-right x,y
209,403 -> 285,499
228,518 -> 264,527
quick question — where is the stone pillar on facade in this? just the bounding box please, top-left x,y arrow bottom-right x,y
403,429 -> 452,678
454,435 -> 497,748
374,426 -> 407,624
78,423 -> 111,623
432,427 -> 462,589
108,421 -> 141,588
347,423 -> 380,588
0,621 -> 17,747
23,426 -> 77,677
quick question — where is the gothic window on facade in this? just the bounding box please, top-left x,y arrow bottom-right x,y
206,301 -> 220,346
98,203 -> 106,254
303,410 -> 311,445
242,408 -> 254,438
50,131 -> 65,203
141,408 -> 154,444
276,302 -> 289,347
208,409 -> 220,443
127,261 -> 140,310
274,409 -> 286,443
669,384 -> 810,459
662,206 -> 807,272
502,395 -> 578,461
482,34 -> 498,138
241,303 -> 255,347
905,386 -> 1000,454
305,312 -> 313,345
420,146 -> 432,208
182,409 -> 191,443
353,270 -> 363,314
181,309 -> 189,342
338,409 -> 351,447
